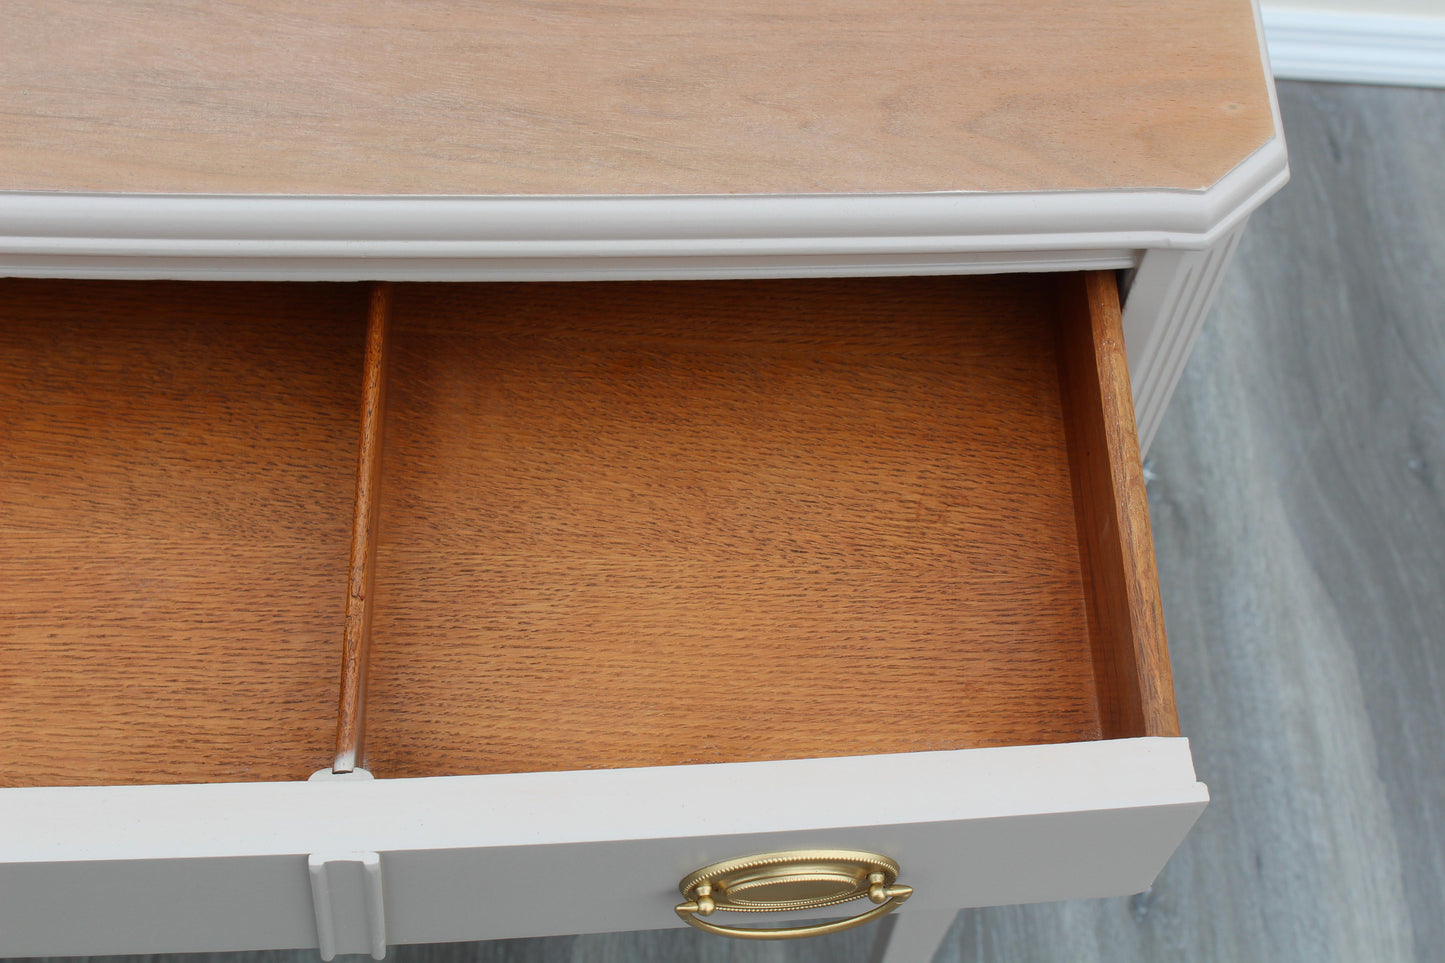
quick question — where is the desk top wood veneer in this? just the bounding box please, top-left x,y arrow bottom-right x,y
0,0 -> 1274,197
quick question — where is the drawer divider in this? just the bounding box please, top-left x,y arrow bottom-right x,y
333,282 -> 393,773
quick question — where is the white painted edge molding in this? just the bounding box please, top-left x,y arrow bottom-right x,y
1125,223 -> 1250,453
1263,8 -> 1445,87
0,140 -> 1287,282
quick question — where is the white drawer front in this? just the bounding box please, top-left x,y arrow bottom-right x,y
0,738 -> 1204,955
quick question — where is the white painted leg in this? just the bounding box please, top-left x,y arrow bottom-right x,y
1121,222 -> 1248,454
868,909 -> 958,963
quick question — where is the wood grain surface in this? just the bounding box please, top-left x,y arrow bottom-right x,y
1058,273 -> 1178,739
334,283 -> 392,773
0,0 -> 1273,196
363,275 -> 1114,778
0,280 -> 366,787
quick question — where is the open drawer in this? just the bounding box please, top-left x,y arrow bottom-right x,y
0,273 -> 1206,956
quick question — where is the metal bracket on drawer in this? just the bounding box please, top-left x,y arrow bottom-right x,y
308,852 -> 386,961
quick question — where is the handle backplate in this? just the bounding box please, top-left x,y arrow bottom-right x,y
674,849 -> 913,940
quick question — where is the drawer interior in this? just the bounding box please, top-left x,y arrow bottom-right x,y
0,273 -> 1175,788
0,282 -> 365,786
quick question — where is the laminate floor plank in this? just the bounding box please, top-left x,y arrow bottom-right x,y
12,80 -> 1445,963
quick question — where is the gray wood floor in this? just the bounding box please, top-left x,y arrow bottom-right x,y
16,80 -> 1445,963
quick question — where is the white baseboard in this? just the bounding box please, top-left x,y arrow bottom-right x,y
1262,8 -> 1445,87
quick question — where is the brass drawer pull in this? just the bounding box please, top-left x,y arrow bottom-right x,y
674,849 -> 912,940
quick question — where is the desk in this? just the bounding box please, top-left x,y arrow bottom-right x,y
0,3 -> 1286,959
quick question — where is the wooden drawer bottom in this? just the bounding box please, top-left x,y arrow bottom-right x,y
366,275 -> 1161,777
